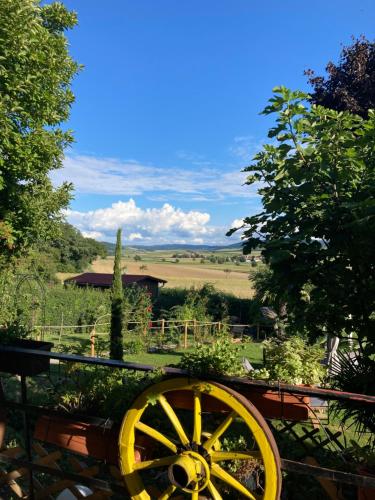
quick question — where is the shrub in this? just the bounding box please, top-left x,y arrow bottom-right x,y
123,338 -> 145,355
251,336 -> 326,385
178,337 -> 243,377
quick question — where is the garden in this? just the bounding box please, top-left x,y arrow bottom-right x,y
0,1 -> 374,498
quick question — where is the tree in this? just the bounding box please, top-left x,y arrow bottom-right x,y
0,1 -> 79,261
110,229 -> 123,360
306,36 -> 375,118
229,87 -> 375,350
223,268 -> 231,278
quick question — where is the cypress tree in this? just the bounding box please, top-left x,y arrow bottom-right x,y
110,228 -> 123,360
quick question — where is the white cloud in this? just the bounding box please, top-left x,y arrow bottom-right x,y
66,199 -> 230,244
51,154 -> 258,200
128,232 -> 143,241
231,218 -> 244,229
81,230 -> 104,239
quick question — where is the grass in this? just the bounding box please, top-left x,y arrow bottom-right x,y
124,340 -> 263,368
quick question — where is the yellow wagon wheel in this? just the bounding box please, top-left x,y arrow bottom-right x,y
119,378 -> 281,499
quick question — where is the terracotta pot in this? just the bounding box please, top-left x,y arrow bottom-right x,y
34,415 -> 154,465
0,339 -> 53,376
240,386 -> 310,421
167,386 -> 310,421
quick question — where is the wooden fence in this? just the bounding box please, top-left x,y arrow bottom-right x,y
33,318 -> 269,357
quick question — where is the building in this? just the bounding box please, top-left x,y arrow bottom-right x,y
64,273 -> 167,299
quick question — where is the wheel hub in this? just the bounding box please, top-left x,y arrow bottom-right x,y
167,450 -> 210,493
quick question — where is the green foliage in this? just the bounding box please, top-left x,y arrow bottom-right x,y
156,285 -> 253,323
8,222 -> 107,281
178,336 -> 243,376
54,366 -> 163,423
123,285 -> 152,337
110,229 -> 123,360
230,87 -> 375,347
251,337 -> 326,385
44,284 -> 110,326
123,338 -> 145,355
0,0 -> 79,260
41,223 -> 107,273
330,350 -> 375,439
0,322 -> 30,343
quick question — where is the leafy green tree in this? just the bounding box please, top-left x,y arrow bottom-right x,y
110,229 -> 123,360
229,87 -> 375,349
0,0 -> 79,260
306,36 -> 375,118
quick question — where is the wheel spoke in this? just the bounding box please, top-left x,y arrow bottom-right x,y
158,394 -> 190,446
211,463 -> 258,500
134,455 -> 176,471
207,480 -> 223,499
203,411 -> 237,452
193,390 -> 202,445
210,450 -> 261,461
135,421 -> 177,453
158,484 -> 176,500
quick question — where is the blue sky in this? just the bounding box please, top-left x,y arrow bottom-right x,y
53,0 -> 375,244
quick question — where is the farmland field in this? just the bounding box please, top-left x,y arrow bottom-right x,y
57,249 -> 260,298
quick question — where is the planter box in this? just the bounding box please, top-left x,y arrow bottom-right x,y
34,415 -> 154,465
0,339 -> 54,376
167,385 -> 310,421
243,386 -> 310,421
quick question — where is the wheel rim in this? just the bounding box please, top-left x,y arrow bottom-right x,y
119,378 -> 281,499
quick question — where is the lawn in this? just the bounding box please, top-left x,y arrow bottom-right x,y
124,340 -> 263,368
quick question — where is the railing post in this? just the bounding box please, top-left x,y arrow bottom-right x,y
21,375 -> 34,499
90,328 -> 96,357
184,321 -> 188,349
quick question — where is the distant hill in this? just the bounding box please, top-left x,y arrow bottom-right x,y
103,241 -> 243,255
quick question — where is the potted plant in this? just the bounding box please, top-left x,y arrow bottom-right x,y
0,323 -> 53,376
244,337 -> 326,420
33,367 -> 160,460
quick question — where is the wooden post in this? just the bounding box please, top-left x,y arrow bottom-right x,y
218,322 -> 221,336
161,319 -> 165,343
90,328 -> 96,357
193,319 -> 197,343
184,321 -> 188,349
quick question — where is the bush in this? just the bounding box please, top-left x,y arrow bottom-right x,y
178,337 -> 243,377
251,336 -> 326,385
55,366 -> 163,422
123,338 -> 145,355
